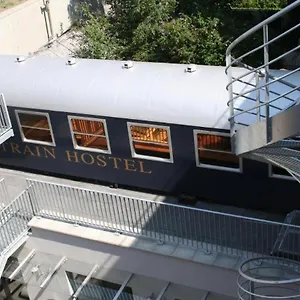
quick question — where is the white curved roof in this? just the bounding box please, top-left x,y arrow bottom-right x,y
0,55 -> 246,129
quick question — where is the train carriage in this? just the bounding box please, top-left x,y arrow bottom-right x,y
0,55 -> 298,213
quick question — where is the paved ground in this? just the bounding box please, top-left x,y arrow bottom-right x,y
34,30 -> 81,58
0,0 -> 27,12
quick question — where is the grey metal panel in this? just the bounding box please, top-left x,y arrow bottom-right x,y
0,55 -> 248,129
235,104 -> 300,155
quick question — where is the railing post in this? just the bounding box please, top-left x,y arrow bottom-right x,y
226,53 -> 236,153
263,24 -> 271,143
255,73 -> 261,121
250,281 -> 255,300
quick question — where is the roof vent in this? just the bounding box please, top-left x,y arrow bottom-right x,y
16,56 -> 26,63
123,61 -> 133,69
66,58 -> 76,66
185,64 -> 196,73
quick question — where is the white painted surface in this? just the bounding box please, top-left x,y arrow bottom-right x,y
0,55 -> 246,129
22,217 -> 241,299
0,0 -> 72,55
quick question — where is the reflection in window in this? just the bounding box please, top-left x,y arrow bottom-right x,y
69,117 -> 110,153
66,271 -> 133,300
195,132 -> 239,170
16,111 -> 54,145
129,124 -> 172,161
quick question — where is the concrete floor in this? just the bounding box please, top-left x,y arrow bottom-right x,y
34,30 -> 81,58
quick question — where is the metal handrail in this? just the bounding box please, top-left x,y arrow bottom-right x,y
227,64 -> 300,106
229,80 -> 300,120
227,43 -> 300,91
226,0 -> 300,57
1,178 -> 300,261
24,178 -> 297,225
234,70 -> 296,103
238,257 -> 300,300
25,179 -> 300,260
0,94 -> 11,131
0,188 -> 33,256
225,0 -> 300,141
0,179 -> 8,208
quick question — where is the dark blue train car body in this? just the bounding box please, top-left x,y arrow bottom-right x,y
0,55 -> 298,214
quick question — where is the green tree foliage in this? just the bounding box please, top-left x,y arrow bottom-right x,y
230,0 -> 288,10
75,0 -> 289,66
75,14 -> 122,59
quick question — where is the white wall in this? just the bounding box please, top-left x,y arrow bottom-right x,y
0,0 -> 72,55
22,223 -> 239,299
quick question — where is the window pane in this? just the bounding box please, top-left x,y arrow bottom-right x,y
273,166 -> 291,177
74,134 -> 108,150
71,118 -> 106,136
130,125 -> 168,144
66,271 -> 129,300
197,133 -> 231,152
198,149 -> 239,168
22,127 -> 53,143
18,113 -> 49,129
133,141 -> 170,159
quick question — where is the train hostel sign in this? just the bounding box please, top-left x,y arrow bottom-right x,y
0,142 -> 153,174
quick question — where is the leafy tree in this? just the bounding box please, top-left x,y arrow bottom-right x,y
75,0 -> 290,66
76,0 -> 228,65
75,10 -> 122,59
106,0 -> 177,41
230,0 -> 288,10
129,14 -> 225,64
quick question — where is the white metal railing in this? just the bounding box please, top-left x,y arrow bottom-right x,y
0,189 -> 33,256
0,94 -> 12,136
0,178 -> 8,209
24,179 -> 300,261
238,257 -> 300,300
225,0 -> 300,143
1,178 -> 299,261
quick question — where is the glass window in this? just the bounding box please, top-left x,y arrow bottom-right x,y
66,271 -> 132,300
194,131 -> 240,170
16,111 -> 55,145
69,116 -> 111,154
128,123 -> 173,162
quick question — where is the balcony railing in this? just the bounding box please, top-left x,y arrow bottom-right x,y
0,178 -> 8,209
0,178 -> 300,261
0,189 -> 33,256
0,94 -> 13,144
25,179 -> 300,260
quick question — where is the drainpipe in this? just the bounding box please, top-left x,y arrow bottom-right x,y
43,0 -> 54,42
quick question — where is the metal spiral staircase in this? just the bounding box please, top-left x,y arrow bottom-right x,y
226,0 -> 300,181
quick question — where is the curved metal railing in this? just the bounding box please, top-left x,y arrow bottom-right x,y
238,257 -> 300,300
225,0 -> 300,138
